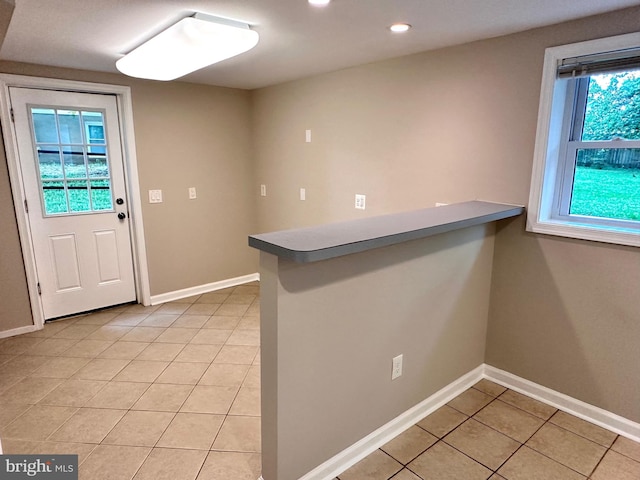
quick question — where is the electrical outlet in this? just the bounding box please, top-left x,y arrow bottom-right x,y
148,189 -> 163,203
355,194 -> 366,210
392,354 -> 403,380
188,187 -> 197,199
435,202 -> 448,207
260,184 -> 267,197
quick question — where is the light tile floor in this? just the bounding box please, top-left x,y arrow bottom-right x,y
0,283 -> 261,480
336,379 -> 640,480
2,284 -> 640,480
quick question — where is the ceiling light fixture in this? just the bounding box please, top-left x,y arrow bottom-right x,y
389,23 -> 411,33
308,0 -> 331,6
116,13 -> 259,81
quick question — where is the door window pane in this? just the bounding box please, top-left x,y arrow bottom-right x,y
91,180 -> 113,211
42,181 -> 67,214
37,145 -> 63,179
84,112 -> 107,154
68,180 -> 90,212
30,106 -> 114,216
32,109 -> 58,143
57,110 -> 83,144
62,146 -> 87,179
88,154 -> 109,178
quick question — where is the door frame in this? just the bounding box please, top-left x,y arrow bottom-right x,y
0,74 -> 151,331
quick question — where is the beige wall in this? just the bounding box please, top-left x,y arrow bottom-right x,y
487,216 -> 640,422
0,0 -> 13,50
261,224 -> 496,480
0,0 -> 637,423
125,80 -> 256,294
252,6 -> 640,422
0,61 -> 256,326
0,2 -> 32,332
0,129 -> 32,331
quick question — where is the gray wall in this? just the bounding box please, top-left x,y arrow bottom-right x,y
252,6 -> 640,423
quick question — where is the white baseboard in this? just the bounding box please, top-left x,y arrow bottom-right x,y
483,364 -> 640,443
0,324 -> 39,339
291,363 -> 640,480
298,365 -> 485,480
150,273 -> 260,305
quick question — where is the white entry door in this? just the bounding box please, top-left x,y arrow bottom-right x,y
9,87 -> 136,319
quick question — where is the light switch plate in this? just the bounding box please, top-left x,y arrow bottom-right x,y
189,187 -> 197,199
355,194 -> 366,210
149,189 -> 163,203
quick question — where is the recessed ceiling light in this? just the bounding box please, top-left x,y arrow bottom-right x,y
389,23 -> 411,33
116,13 -> 259,81
309,0 -> 331,6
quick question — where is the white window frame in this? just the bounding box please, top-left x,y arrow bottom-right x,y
527,32 -> 640,248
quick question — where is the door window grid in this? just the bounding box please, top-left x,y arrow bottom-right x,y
30,107 -> 113,215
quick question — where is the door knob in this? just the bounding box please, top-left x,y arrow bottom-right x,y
118,212 -> 126,220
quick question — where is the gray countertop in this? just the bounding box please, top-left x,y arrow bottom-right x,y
248,201 -> 524,263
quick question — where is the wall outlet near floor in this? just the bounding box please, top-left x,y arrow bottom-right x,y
260,184 -> 267,197
355,194 -> 366,210
392,354 -> 403,380
188,187 -> 197,199
435,202 -> 448,207
149,189 -> 163,203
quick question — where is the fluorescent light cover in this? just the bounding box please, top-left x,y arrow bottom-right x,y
309,0 -> 331,6
389,23 -> 411,33
116,13 -> 259,81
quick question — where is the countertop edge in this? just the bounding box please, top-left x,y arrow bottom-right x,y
249,201 -> 524,263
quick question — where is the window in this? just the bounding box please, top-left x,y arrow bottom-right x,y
528,33 -> 640,247
30,107 -> 113,215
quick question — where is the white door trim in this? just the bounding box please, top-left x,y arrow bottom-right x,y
0,74 -> 151,330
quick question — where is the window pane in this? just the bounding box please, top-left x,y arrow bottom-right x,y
570,149 -> 640,221
37,145 -> 63,179
91,180 -> 113,211
583,72 -> 640,141
42,181 -> 67,214
57,110 -> 83,144
32,108 -> 58,143
68,180 -> 90,212
63,146 -> 87,179
88,154 -> 109,178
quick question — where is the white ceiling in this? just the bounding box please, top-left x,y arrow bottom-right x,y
1,0 -> 638,90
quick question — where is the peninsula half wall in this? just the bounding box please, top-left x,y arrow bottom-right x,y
249,201 -> 524,480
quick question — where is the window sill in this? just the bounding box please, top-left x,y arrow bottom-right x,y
526,215 -> 640,247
